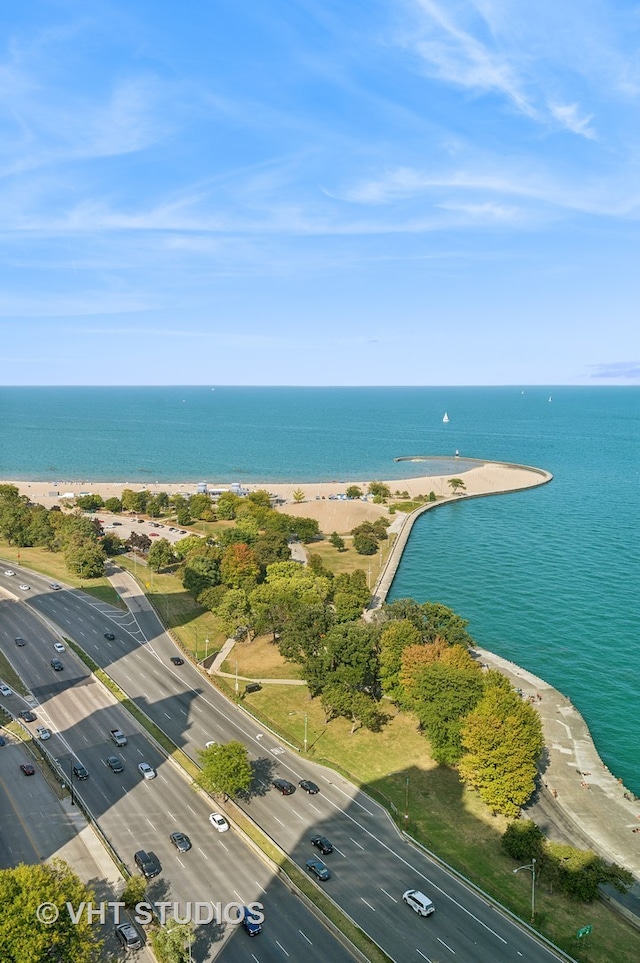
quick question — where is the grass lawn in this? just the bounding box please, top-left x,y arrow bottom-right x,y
221,634 -> 304,680
308,533 -> 396,581
0,542 -> 124,608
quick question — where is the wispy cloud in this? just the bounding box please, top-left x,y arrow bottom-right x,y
588,362 -> 640,380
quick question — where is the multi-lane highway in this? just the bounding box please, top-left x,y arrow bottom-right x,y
1,563 -> 567,962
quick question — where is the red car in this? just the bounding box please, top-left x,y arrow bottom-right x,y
149,532 -> 159,537
20,763 -> 35,776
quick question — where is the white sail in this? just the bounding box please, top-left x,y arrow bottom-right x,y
442,412 -> 449,423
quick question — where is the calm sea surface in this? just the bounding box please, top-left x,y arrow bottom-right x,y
1,386 -> 639,793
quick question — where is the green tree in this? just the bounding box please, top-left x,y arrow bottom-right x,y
353,532 -> 378,555
27,506 -> 55,549
292,488 -> 305,502
379,619 -> 422,700
150,917 -> 194,963
64,540 -> 106,578
122,874 -> 147,909
459,679 -> 543,816
501,819 -> 545,863
367,481 -> 391,499
448,477 -> 467,495
0,859 -> 102,962
188,493 -> 211,519
253,531 -> 292,568
104,496 -> 122,513
74,494 -> 104,512
346,485 -> 363,499
541,841 -> 633,901
196,741 -> 252,800
409,660 -> 484,764
216,491 -> 242,520
148,538 -> 176,572
213,588 -> 252,639
247,489 -> 272,507
220,543 -> 260,588
321,684 -> 387,734
147,492 -> 169,517
329,532 -> 345,551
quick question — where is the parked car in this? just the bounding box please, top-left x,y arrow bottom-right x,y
138,762 -> 156,780
169,831 -> 192,852
106,755 -> 123,773
272,778 -> 296,795
305,857 -> 331,881
310,834 -> 333,854
299,779 -> 319,794
209,812 -> 229,832
20,763 -> 36,775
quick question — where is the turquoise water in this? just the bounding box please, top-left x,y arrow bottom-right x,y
1,386 -> 638,793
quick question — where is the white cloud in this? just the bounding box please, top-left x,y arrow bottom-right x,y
549,102 -> 597,140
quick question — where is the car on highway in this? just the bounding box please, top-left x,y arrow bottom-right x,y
299,779 -> 319,794
103,632 -> 116,640
19,583 -> 30,591
15,637 -> 25,646
134,850 -> 161,879
138,762 -> 156,780
272,778 -> 296,795
169,831 -> 192,852
149,532 -> 159,537
0,736 -> 5,747
53,642 -> 65,652
170,656 -> 184,665
310,834 -> 333,854
19,709 -> 37,722
20,763 -> 36,775
36,727 -> 51,740
402,889 -> 435,917
73,764 -> 89,780
305,857 -> 331,881
209,812 -> 229,832
106,755 -> 123,773
49,582 -> 62,590
4,569 -> 15,576
50,658 -> 64,671
241,905 -> 262,936
115,922 -> 142,950
205,740 -> 217,748
0,684 -> 12,697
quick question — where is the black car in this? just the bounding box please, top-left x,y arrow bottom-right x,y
272,778 -> 296,795
115,922 -> 142,950
169,831 -> 192,852
305,857 -> 331,881
134,849 -> 161,878
299,779 -> 319,794
104,632 -> 116,640
0,736 -> 5,747
51,658 -> 64,671
310,834 -> 333,854
170,656 -> 184,666
19,709 -> 37,723
72,764 -> 89,780
106,755 -> 123,773
15,637 -> 25,646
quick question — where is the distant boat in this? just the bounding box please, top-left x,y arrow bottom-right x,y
443,412 -> 449,423
548,395 -> 552,402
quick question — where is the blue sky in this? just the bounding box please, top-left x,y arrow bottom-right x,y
1,1 -> 639,386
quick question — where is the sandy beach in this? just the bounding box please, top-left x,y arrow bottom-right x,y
2,461 -> 551,535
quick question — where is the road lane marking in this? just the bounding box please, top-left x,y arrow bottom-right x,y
349,837 -> 364,850
272,816 -> 285,827
146,817 -> 156,830
308,803 -> 322,814
437,937 -> 455,953
299,930 -> 312,945
275,941 -> 289,956
416,951 -> 432,961
197,848 -> 208,859
360,897 -> 376,911
333,845 -> 346,857
381,888 -> 397,902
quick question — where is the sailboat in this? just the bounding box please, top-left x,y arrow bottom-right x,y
442,412 -> 449,423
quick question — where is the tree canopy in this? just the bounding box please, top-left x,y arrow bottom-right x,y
196,741 -> 252,800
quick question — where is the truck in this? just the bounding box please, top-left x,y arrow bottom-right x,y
110,728 -> 127,747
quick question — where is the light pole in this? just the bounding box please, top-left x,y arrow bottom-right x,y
304,713 -> 308,753
235,660 -> 239,696
404,775 -> 409,826
205,637 -> 209,661
69,761 -> 75,807
513,857 -> 536,923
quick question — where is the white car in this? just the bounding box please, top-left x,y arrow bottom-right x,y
19,584 -> 30,591
209,812 -> 229,833
138,762 -> 156,780
205,740 -> 217,748
53,642 -> 66,653
4,570 -> 15,576
0,684 -> 12,697
36,727 -> 51,740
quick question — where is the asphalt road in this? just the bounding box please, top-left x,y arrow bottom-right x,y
2,563 -> 566,963
0,574 -> 359,963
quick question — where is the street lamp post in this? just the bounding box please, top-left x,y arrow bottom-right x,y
69,761 -> 75,807
304,713 -> 308,753
235,660 -> 239,696
404,775 -> 409,827
513,857 -> 537,923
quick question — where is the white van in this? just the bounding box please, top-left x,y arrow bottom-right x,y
402,889 -> 435,916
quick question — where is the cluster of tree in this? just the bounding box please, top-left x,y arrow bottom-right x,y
351,517 -> 390,556
0,485 -> 106,577
376,600 -> 542,816
502,820 -> 633,902
0,860 -> 102,961
367,481 -> 392,503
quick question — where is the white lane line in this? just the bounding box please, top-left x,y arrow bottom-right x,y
197,848 -> 208,860
146,817 -> 156,831
308,803 -> 322,814
219,841 -> 229,852
176,857 -> 185,869
187,805 -> 197,815
275,941 -> 289,956
163,712 -> 171,719
437,937 -> 455,954
360,897 -> 376,911
416,951 -> 432,962
381,888 -> 397,902
293,810 -> 305,820
167,811 -> 176,822
350,837 -> 364,850
299,930 -> 312,945
332,845 -> 347,858
272,815 -> 285,828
